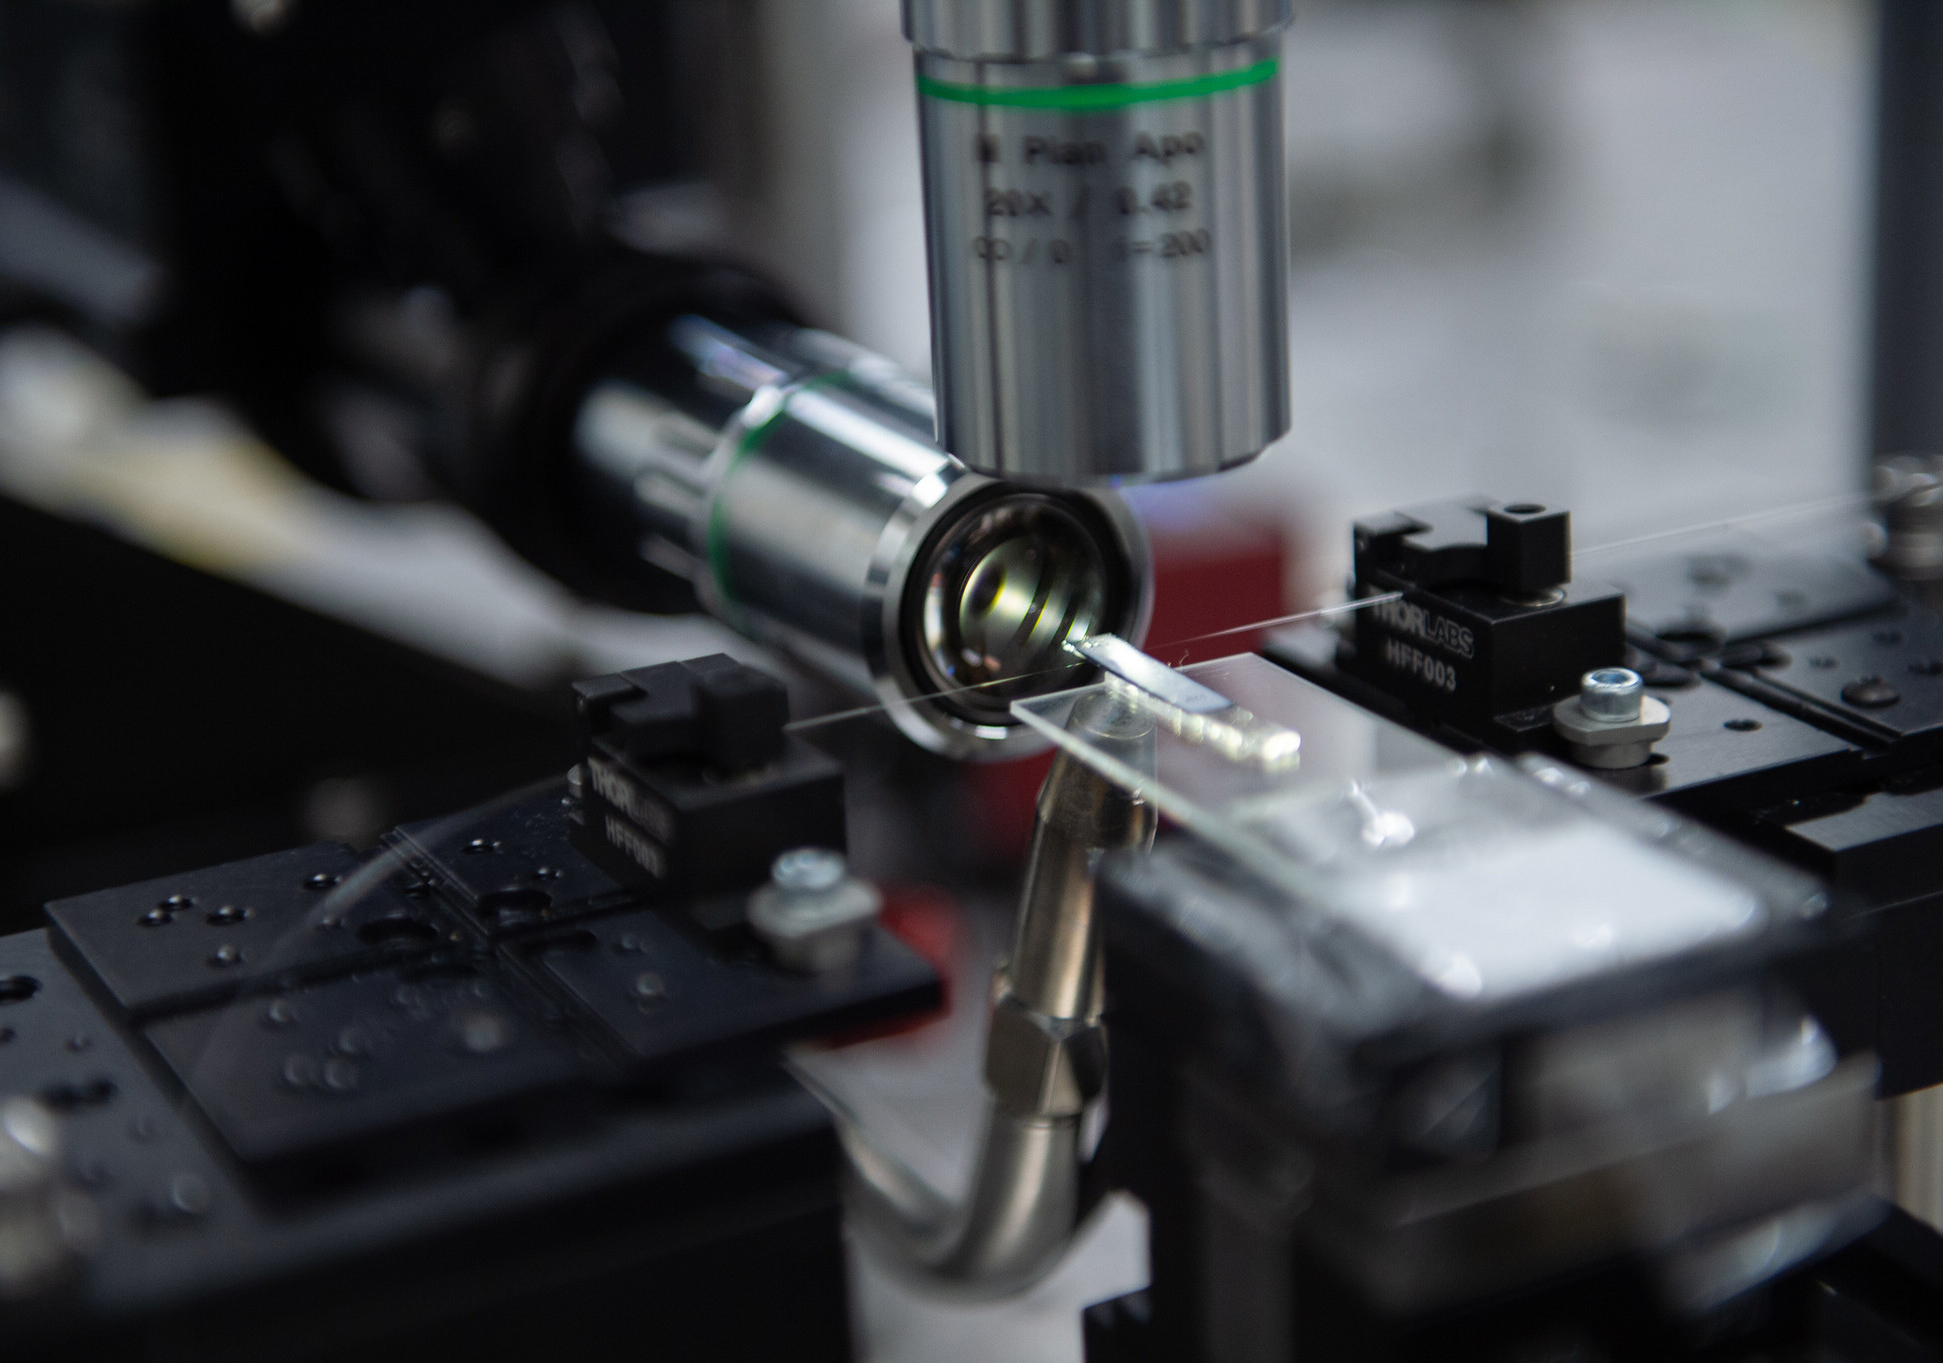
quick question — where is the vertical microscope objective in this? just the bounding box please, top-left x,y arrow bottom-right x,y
905,0 -> 1294,484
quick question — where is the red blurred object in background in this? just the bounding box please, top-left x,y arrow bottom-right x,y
1141,512 -> 1289,667
961,505 -> 1290,864
829,881 -> 964,1044
878,882 -> 961,1010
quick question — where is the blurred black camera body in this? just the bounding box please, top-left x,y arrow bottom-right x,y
0,0 -> 757,606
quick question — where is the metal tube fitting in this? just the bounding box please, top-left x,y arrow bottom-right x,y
1003,700 -> 1160,1019
814,690 -> 1155,1296
904,0 -> 1293,484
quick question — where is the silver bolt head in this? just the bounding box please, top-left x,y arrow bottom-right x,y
1552,692 -> 1672,770
748,861 -> 880,973
1580,667 -> 1644,722
771,847 -> 847,894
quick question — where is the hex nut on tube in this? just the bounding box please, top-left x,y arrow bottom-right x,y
1552,668 -> 1670,770
748,849 -> 881,973
983,991 -> 1107,1118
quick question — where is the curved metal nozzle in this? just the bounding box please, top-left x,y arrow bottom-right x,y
795,1082 -> 1088,1298
799,689 -> 1156,1297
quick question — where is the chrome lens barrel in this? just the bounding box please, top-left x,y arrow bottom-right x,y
574,319 -> 1152,759
905,0 -> 1293,485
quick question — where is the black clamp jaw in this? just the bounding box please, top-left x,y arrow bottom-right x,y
569,655 -> 845,897
1342,499 -> 1626,739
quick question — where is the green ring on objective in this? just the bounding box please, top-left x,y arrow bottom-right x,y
916,57 -> 1275,111
705,372 -> 846,607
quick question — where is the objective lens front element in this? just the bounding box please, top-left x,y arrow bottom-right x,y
918,496 -> 1114,717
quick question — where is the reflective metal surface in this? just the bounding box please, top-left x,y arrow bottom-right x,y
827,1095 -> 1088,1298
903,0 -> 1293,60
907,8 -> 1291,483
1002,692 -> 1157,1020
574,319 -> 1151,758
1072,632 -> 1302,769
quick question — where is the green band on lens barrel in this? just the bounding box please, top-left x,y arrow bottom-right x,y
706,372 -> 844,608
916,57 -> 1276,112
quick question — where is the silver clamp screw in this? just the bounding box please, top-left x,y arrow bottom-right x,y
748,849 -> 881,973
1552,668 -> 1671,769
0,691 -> 28,792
